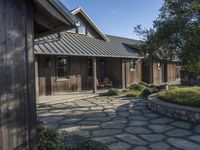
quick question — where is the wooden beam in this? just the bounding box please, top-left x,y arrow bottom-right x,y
92,57 -> 97,93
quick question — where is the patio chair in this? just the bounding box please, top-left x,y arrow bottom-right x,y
103,77 -> 113,89
97,79 -> 105,90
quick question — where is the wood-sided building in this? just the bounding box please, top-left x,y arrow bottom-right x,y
142,62 -> 181,84
34,8 -> 143,96
0,0 -> 77,149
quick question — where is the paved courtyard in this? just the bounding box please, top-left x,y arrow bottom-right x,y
37,96 -> 200,150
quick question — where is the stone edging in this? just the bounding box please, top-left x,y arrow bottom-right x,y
148,93 -> 200,123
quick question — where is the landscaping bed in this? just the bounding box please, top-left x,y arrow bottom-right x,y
101,82 -> 160,97
158,86 -> 200,107
38,121 -> 108,150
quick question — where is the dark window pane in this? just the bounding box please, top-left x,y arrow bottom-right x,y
57,57 -> 69,78
67,28 -> 76,33
58,68 -> 65,78
88,59 -> 93,77
78,24 -> 86,35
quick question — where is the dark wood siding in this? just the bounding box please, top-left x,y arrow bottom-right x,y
166,63 -> 181,82
0,0 -> 37,149
153,63 -> 164,84
38,56 -> 124,95
125,59 -> 142,87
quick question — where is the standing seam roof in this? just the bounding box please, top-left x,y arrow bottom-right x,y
34,32 -> 141,58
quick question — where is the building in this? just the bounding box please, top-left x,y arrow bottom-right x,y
0,0 -> 77,149
34,7 -> 180,97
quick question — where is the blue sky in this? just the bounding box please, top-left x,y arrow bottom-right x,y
61,0 -> 164,39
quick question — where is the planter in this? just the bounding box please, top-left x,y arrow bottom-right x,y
148,94 -> 200,123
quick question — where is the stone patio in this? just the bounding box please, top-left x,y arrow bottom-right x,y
37,96 -> 200,150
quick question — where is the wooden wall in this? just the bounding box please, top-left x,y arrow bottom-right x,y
125,59 -> 142,87
152,63 -> 164,84
166,63 -> 181,82
142,62 -> 181,84
0,0 -> 37,149
38,56 -> 124,96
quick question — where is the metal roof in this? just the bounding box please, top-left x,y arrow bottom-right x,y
34,32 -> 141,58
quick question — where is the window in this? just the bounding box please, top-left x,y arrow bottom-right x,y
57,57 -> 69,78
157,63 -> 161,70
78,23 -> 87,35
130,60 -> 136,71
67,28 -> 76,33
88,59 -> 93,77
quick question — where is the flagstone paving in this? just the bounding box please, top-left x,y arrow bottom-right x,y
37,96 -> 200,150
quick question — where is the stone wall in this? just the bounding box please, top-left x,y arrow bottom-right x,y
148,94 -> 200,123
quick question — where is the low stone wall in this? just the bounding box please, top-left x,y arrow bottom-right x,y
148,94 -> 200,123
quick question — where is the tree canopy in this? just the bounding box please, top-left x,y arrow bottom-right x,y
135,0 -> 200,78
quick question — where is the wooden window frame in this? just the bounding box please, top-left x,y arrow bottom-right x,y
56,56 -> 69,80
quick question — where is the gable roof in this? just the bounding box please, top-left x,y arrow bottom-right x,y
34,32 -> 141,58
71,7 -> 109,42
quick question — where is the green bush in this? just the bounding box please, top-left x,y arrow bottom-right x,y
78,140 -> 109,150
138,81 -> 148,87
37,122 -> 108,150
103,88 -> 121,96
148,84 -> 157,89
126,90 -> 142,97
37,122 -> 64,150
129,84 -> 146,91
158,86 -> 200,107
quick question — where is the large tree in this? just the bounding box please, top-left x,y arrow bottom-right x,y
135,0 -> 200,79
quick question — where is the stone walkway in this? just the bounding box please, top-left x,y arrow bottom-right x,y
37,96 -> 200,150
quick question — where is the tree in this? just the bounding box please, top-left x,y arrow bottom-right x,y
134,0 -> 200,79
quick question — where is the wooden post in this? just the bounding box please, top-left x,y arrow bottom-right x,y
92,57 -> 97,93
0,0 -> 37,149
121,60 -> 126,89
149,62 -> 153,84
35,55 -> 39,102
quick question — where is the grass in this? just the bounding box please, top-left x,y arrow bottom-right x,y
158,86 -> 200,107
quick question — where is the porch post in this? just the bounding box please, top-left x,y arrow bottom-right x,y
92,57 -> 97,93
121,60 -> 126,89
35,55 -> 39,102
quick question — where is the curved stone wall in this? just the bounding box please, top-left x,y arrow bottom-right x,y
148,94 -> 200,123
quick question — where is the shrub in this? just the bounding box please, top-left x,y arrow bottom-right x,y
78,140 -> 109,150
138,81 -> 148,87
158,86 -> 200,107
103,88 -> 121,96
37,122 -> 108,150
126,90 -> 142,97
148,84 -> 157,89
37,122 -> 64,150
129,84 -> 146,91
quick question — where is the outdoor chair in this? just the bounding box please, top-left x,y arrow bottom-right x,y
97,79 -> 105,89
103,78 -> 113,89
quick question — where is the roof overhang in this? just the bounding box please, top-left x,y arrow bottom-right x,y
34,0 -> 77,38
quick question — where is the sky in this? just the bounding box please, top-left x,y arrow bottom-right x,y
61,0 -> 164,40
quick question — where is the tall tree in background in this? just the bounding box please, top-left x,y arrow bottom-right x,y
135,0 -> 200,81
